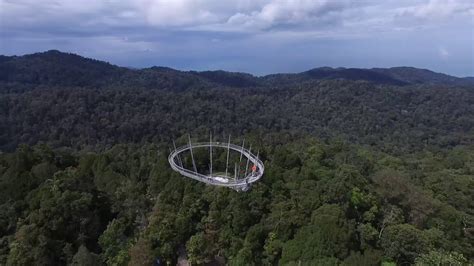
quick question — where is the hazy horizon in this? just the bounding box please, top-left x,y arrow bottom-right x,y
4,49 -> 474,79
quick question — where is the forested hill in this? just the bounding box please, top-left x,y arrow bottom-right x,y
0,51 -> 473,265
0,50 -> 473,153
1,50 -> 473,90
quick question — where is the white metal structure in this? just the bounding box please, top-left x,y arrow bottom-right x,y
168,136 -> 264,191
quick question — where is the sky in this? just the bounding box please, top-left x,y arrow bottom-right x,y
0,0 -> 473,76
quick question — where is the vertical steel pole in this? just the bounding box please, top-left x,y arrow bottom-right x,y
255,149 -> 260,174
244,145 -> 252,178
237,139 -> 245,179
225,135 -> 231,177
188,135 -> 197,173
234,162 -> 237,180
172,139 -> 183,168
209,132 -> 212,177
239,139 -> 245,164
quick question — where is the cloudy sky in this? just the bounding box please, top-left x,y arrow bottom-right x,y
0,0 -> 473,76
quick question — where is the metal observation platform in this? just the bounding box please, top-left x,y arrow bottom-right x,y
168,136 -> 264,191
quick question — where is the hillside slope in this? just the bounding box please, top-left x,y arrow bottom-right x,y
0,51 -> 473,153
1,50 -> 473,90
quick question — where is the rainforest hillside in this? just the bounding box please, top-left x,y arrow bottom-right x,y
0,51 -> 473,265
1,51 -> 473,153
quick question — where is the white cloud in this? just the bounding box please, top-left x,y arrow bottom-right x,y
138,0 -> 218,27
220,0 -> 349,31
130,0 -> 349,31
396,0 -> 474,20
438,46 -> 450,59
0,0 -> 473,38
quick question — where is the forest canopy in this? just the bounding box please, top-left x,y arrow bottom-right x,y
0,51 -> 473,265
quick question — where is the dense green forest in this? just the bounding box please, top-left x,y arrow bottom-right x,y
0,51 -> 473,265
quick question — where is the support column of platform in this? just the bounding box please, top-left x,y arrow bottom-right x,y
225,135 -> 231,177
188,135 -> 197,173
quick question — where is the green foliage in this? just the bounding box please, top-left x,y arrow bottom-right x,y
342,249 -> 382,266
5,163 -> 110,265
380,224 -> 432,264
186,232 -> 213,265
71,245 -> 102,266
98,218 -> 133,266
280,204 -> 353,264
2,62 -> 474,154
1,53 -> 473,265
414,250 -> 468,266
0,130 -> 473,265
128,238 -> 155,266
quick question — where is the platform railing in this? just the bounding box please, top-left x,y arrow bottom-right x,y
168,142 -> 264,190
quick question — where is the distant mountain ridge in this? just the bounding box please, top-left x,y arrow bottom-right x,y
371,67 -> 473,86
0,50 -> 473,89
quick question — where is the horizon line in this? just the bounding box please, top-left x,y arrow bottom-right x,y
2,49 -> 473,79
